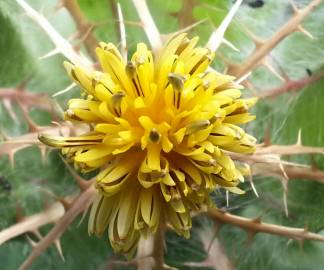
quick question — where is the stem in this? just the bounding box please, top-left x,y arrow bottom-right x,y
136,223 -> 166,270
208,209 -> 324,242
152,224 -> 166,270
0,202 -> 65,245
229,0 -> 323,77
19,186 -> 96,270
259,72 -> 324,99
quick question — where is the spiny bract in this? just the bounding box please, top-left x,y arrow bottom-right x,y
39,33 -> 257,256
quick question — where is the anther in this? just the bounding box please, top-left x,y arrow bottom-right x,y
168,73 -> 186,91
185,120 -> 210,135
125,61 -> 136,78
111,91 -> 125,104
110,91 -> 126,115
209,159 -> 216,166
149,128 -> 161,143
175,37 -> 190,55
150,170 -> 167,179
210,113 -> 221,124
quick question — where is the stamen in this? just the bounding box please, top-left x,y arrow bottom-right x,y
149,128 -> 161,143
126,61 -> 144,96
100,42 -> 122,59
111,91 -> 126,116
168,73 -> 186,91
168,73 -> 186,108
185,120 -> 210,135
175,37 -> 190,55
111,91 -> 125,103
125,61 -> 136,78
210,113 -> 222,124
150,170 -> 167,179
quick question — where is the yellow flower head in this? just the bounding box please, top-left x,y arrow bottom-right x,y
39,33 -> 256,256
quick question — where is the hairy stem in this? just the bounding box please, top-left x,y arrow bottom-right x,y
137,223 -> 166,270
229,0 -> 323,77
0,202 -> 65,245
152,223 -> 166,270
19,186 -> 96,270
260,72 -> 324,98
208,209 -> 324,242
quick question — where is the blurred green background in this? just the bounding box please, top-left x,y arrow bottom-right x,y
1,0 -> 324,269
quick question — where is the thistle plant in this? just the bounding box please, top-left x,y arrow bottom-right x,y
1,0 -> 324,270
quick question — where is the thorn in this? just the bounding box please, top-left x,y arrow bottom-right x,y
38,145 -> 47,162
77,197 -> 92,227
54,238 -> 65,261
162,19 -> 207,42
241,24 -> 264,48
262,58 -> 285,81
222,37 -> 240,52
243,79 -> 259,97
31,229 -> 43,241
2,99 -> 18,121
117,3 -> 127,60
206,0 -> 243,52
297,25 -> 315,39
279,161 -> 289,180
39,48 -> 61,60
26,235 -> 37,247
289,0 -> 299,14
281,178 -> 289,217
248,174 -> 259,198
41,188 -> 72,210
252,216 -> 262,223
270,56 -> 291,82
132,0 -> 162,51
60,156 -> 91,190
16,0 -> 92,67
296,129 -> 302,145
236,71 -> 252,84
16,100 -> 39,132
52,83 -> 76,97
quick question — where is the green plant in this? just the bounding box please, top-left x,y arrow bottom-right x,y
1,0 -> 324,269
